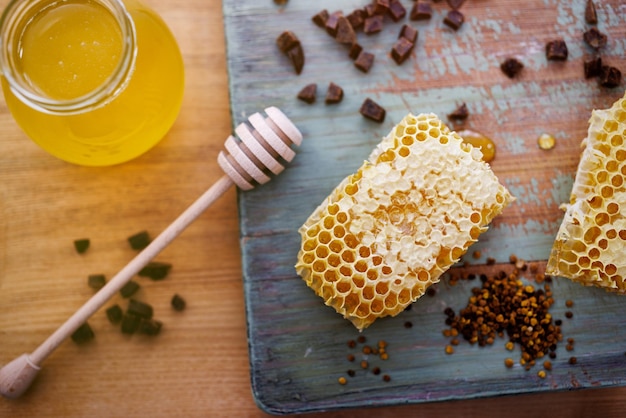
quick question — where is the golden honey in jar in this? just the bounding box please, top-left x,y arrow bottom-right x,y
0,0 -> 185,166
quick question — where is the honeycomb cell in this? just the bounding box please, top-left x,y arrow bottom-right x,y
336,281 -> 351,294
296,112 -> 514,330
333,225 -> 345,238
353,275 -> 365,288
547,91 -> 626,293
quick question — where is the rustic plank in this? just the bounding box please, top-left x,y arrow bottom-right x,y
224,0 -> 626,414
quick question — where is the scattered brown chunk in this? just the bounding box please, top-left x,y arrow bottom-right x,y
360,98 -> 386,123
599,65 -> 622,88
276,31 -> 305,74
388,0 -> 407,22
374,0 -> 390,15
391,37 -> 414,65
312,9 -> 329,28
448,103 -> 469,121
364,3 -> 377,17
410,1 -> 432,21
584,56 -> 602,78
276,30 -> 299,53
500,57 -> 524,78
349,43 -> 363,60
335,16 -> 356,44
325,82 -> 344,104
399,24 -> 418,43
583,27 -> 607,50
447,0 -> 466,9
346,9 -> 365,31
546,39 -> 568,61
297,83 -> 317,104
363,14 -> 384,34
354,50 -> 375,72
443,10 -> 464,31
585,0 -> 598,24
286,46 -> 305,74
325,11 -> 343,37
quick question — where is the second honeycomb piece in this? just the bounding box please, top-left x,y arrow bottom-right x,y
547,92 -> 626,292
296,113 -> 514,330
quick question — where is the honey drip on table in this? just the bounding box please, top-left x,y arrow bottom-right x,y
457,129 -> 496,163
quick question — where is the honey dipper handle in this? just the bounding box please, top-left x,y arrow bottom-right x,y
0,175 -> 234,399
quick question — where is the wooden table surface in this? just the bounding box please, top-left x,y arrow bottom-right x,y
1,0 -> 626,416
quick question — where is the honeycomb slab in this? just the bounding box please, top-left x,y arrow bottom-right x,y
547,92 -> 626,292
295,113 -> 514,330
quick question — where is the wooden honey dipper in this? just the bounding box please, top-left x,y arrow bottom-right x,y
0,106 -> 302,399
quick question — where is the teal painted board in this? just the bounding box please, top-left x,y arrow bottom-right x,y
223,0 -> 626,415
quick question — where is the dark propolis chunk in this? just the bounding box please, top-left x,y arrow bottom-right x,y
391,37 -> 414,65
346,9 -> 365,31
374,0 -> 390,15
325,82 -> 344,104
354,50 -> 375,73
584,56 -> 602,79
583,27 -> 607,50
363,14 -> 384,34
410,2 -> 432,21
443,10 -> 464,31
276,31 -> 305,74
388,0 -> 406,22
500,57 -> 524,78
448,103 -> 469,121
585,0 -> 598,24
297,83 -> 317,104
599,66 -> 622,88
312,9 -> 329,27
546,39 -> 568,61
276,30 -> 300,53
360,98 -> 386,123
349,43 -> 363,60
325,11 -> 343,36
399,24 -> 418,43
286,46 -> 305,74
447,0 -> 466,10
335,16 -> 356,44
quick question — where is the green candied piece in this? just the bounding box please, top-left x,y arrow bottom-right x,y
139,319 -> 163,336
87,274 -> 106,290
106,304 -> 123,324
127,230 -> 151,250
71,322 -> 95,344
73,238 -> 90,254
171,294 -> 186,311
138,261 -> 172,280
127,299 -> 153,319
119,280 -> 140,298
121,314 -> 141,334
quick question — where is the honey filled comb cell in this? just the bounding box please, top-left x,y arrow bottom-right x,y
295,113 -> 514,330
547,92 -> 626,292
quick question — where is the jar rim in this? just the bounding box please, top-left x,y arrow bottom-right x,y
0,0 -> 137,114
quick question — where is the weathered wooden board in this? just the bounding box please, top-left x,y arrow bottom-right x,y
223,0 -> 626,415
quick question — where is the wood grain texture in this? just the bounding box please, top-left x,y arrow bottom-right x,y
0,0 -> 625,417
224,0 -> 626,415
